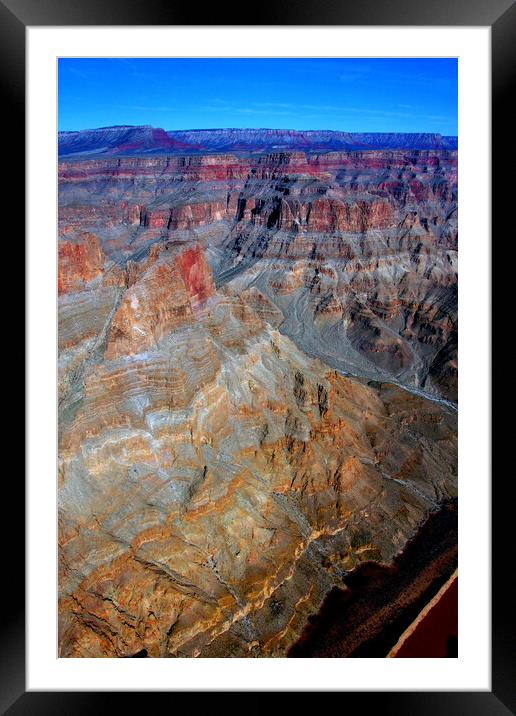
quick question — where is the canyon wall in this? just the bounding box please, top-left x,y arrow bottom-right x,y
59,149 -> 458,400
58,145 -> 458,657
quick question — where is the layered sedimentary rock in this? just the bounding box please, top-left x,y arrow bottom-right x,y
58,142 -> 458,658
59,149 -> 457,400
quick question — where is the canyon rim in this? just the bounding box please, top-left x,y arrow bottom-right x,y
57,58 -> 458,658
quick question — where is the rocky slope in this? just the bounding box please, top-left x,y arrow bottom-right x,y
58,145 -> 458,658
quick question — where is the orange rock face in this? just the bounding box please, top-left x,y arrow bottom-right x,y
105,257 -> 191,360
103,243 -> 215,360
58,233 -> 105,294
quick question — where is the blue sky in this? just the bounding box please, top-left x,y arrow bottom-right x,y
58,58 -> 457,135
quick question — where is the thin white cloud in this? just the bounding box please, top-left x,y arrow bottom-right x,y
120,105 -> 178,112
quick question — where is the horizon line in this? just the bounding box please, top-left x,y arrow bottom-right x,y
58,124 -> 458,137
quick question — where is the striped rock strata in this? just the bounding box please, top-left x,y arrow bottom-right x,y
58,149 -> 458,657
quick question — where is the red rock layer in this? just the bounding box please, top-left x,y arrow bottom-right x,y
58,232 -> 105,295
104,243 -> 214,360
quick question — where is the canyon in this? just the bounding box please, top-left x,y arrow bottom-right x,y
58,127 -> 458,657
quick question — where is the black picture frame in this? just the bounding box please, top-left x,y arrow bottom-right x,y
5,0 -> 512,711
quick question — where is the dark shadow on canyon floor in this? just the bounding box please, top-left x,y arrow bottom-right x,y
288,499 -> 458,658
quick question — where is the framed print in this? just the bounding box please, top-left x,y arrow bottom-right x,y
5,0 -> 512,710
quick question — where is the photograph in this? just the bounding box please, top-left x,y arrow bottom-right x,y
2,0 -> 505,703
57,57 -> 459,659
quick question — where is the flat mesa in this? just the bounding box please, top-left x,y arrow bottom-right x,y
57,126 -> 458,658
